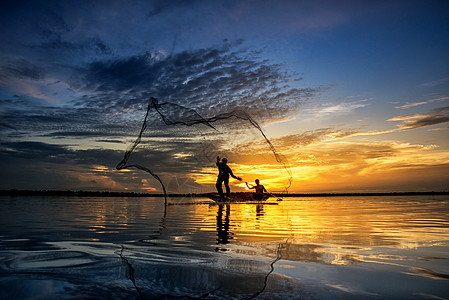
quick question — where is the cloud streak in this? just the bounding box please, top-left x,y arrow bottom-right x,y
389,106 -> 449,130
394,96 -> 449,109
305,99 -> 369,118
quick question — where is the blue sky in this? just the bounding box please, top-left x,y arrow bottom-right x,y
1,0 -> 448,192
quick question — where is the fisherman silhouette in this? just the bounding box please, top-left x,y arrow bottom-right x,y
216,156 -> 242,198
246,179 -> 267,200
216,204 -> 232,249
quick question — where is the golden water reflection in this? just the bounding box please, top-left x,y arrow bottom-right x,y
34,195 -> 447,274
205,196 -> 449,268
1,195 -> 448,298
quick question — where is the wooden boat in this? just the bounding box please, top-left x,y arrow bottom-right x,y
208,192 -> 270,203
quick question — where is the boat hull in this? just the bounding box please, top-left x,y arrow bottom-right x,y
208,192 -> 270,203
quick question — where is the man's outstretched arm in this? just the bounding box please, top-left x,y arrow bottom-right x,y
229,168 -> 242,181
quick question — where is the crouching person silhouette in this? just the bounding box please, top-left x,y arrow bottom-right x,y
246,179 -> 268,201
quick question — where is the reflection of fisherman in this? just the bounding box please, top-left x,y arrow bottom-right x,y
216,156 -> 242,198
246,179 -> 267,200
216,204 -> 231,249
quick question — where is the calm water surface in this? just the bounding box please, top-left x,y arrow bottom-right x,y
0,195 -> 448,299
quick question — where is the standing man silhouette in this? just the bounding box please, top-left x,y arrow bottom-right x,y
216,156 -> 242,198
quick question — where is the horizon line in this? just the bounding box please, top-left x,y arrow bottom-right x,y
1,189 -> 448,197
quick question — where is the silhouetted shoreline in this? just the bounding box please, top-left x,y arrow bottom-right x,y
1,189 -> 448,197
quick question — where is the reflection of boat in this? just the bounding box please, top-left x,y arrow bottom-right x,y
208,192 -> 271,203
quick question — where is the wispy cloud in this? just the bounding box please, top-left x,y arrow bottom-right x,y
395,101 -> 428,109
394,96 -> 449,109
419,77 -> 449,88
307,99 -> 369,118
388,106 -> 449,130
387,114 -> 429,122
269,127 -> 375,149
429,126 -> 449,131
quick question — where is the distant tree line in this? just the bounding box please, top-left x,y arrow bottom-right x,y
0,189 -> 166,197
0,189 -> 447,197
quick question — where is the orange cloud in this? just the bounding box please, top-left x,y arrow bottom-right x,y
392,106 -> 449,130
285,140 -> 449,192
193,139 -> 449,193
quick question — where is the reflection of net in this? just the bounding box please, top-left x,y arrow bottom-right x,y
116,97 -> 292,201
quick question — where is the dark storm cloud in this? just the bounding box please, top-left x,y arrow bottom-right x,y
0,141 -> 67,159
0,104 -> 96,137
43,131 -> 121,138
79,42 -> 321,120
0,141 -> 119,170
0,138 -> 211,172
95,139 -> 126,144
83,53 -> 160,93
0,140 -> 125,190
0,41 -> 320,141
0,99 -> 164,140
0,139 -> 212,191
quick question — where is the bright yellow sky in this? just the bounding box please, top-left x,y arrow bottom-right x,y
191,108 -> 449,193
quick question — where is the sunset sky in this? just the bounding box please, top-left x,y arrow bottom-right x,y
1,0 -> 448,193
